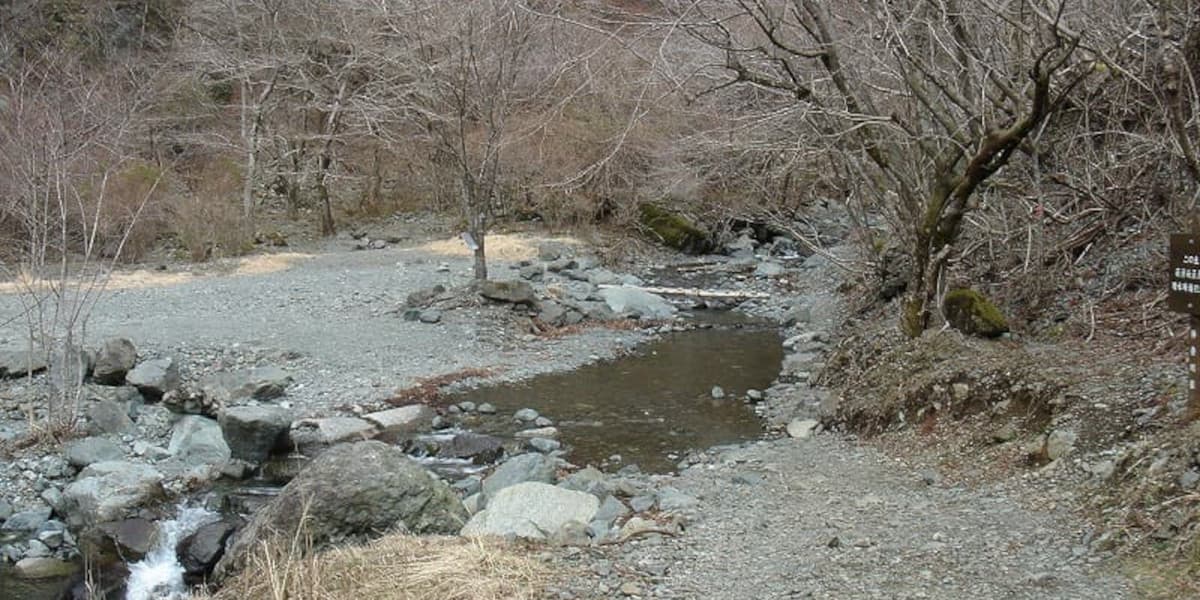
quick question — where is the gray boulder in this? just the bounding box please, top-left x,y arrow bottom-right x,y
513,408 -> 539,422
0,347 -> 49,379
0,499 -> 11,522
363,405 -> 434,437
178,517 -> 240,581
219,406 -> 293,464
215,441 -> 467,580
527,438 -> 561,454
586,268 -> 622,286
168,416 -> 232,467
93,338 -> 137,385
13,557 -> 76,579
593,495 -> 630,527
125,357 -> 180,400
438,432 -> 505,464
519,264 -> 545,281
97,517 -> 158,560
0,507 -> 52,533
61,461 -> 164,527
287,417 -> 377,456
201,367 -> 294,405
477,280 -> 537,305
461,482 -> 599,541
599,287 -> 676,319
482,453 -> 557,501
558,467 -> 613,499
406,284 -> 446,308
537,301 -> 568,326
49,346 -> 94,389
86,400 -> 136,435
538,241 -> 572,262
65,437 -> 125,468
755,261 -> 785,277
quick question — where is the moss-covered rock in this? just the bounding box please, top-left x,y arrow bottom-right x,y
943,288 -> 1009,338
638,203 -> 713,254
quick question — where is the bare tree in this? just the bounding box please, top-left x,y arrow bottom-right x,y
667,0 -> 1093,336
383,0 -> 560,280
0,51 -> 159,436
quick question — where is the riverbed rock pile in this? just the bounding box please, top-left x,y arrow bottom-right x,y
398,241 -> 690,331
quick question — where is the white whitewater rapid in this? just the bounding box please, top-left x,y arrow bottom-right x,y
124,505 -> 219,600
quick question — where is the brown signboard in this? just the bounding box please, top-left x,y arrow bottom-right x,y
1170,233 -> 1200,418
1169,234 -> 1200,314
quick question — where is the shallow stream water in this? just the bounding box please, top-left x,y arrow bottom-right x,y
454,318 -> 784,473
0,316 -> 783,597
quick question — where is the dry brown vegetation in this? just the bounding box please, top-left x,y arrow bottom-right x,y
386,368 -> 499,408
5,0 -> 1200,593
206,534 -> 546,600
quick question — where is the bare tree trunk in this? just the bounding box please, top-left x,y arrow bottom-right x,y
317,153 -> 335,237
473,235 -> 488,280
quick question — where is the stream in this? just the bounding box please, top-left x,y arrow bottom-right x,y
0,316 -> 783,598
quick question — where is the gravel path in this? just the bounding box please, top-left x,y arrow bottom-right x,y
554,435 -> 1131,600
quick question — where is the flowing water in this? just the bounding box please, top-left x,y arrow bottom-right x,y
0,317 -> 783,597
124,505 -> 220,600
455,319 -> 784,472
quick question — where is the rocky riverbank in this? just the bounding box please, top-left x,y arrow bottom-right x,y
0,228 -> 806,595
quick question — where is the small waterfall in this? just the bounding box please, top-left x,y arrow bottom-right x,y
125,505 -> 219,600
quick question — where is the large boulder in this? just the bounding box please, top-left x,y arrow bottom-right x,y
0,347 -> 48,379
287,417 -> 377,456
481,453 -> 557,502
86,399 -> 137,435
97,517 -> 158,560
168,416 -> 232,467
64,437 -> 125,468
200,367 -> 294,405
362,405 -> 434,437
178,517 -> 240,583
13,557 -> 76,579
477,280 -> 537,306
638,203 -> 713,254
438,432 -> 505,464
125,357 -> 180,400
93,338 -> 137,385
214,441 -> 467,580
599,287 -> 676,319
943,288 -> 1009,338
0,507 -> 52,533
61,461 -> 165,527
461,482 -> 599,541
219,406 -> 293,463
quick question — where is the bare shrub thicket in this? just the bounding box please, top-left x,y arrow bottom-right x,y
0,52 -> 160,436
656,0 -> 1096,335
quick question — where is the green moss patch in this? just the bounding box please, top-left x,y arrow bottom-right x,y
637,203 -> 712,254
943,288 -> 1009,338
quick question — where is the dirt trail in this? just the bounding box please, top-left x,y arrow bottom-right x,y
557,436 -> 1130,599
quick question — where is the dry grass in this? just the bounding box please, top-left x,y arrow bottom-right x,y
0,253 -> 310,295
207,534 -> 546,600
414,233 -> 581,261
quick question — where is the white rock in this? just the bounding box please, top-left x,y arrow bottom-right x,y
787,419 -> 819,439
461,482 -> 599,541
363,405 -> 435,435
